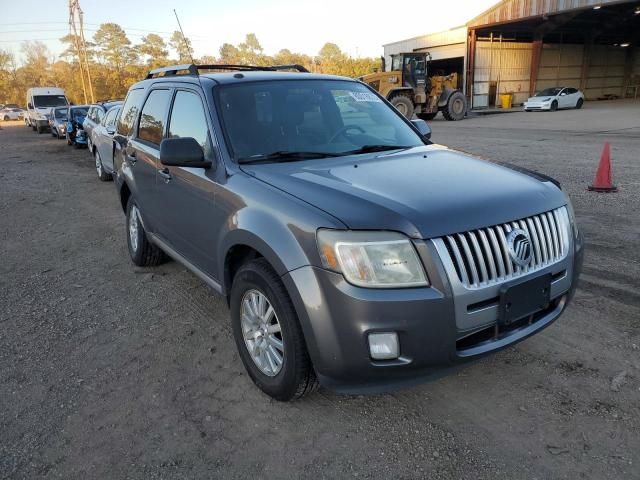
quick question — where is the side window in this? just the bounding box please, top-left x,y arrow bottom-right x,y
138,89 -> 171,145
95,108 -> 105,124
117,88 -> 145,136
104,108 -> 118,127
168,90 -> 212,155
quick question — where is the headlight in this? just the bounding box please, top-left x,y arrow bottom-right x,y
565,201 -> 580,240
317,230 -> 429,288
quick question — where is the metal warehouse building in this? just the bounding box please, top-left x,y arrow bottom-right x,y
384,0 -> 640,109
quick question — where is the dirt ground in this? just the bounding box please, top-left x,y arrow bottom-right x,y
1,100 -> 639,480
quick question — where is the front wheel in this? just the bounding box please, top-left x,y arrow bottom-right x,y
3,115 -> 9,121
550,100 -> 558,112
442,91 -> 467,121
125,197 -> 165,267
230,258 -> 318,401
576,98 -> 583,109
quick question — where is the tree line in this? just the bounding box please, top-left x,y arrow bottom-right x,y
0,23 -> 381,106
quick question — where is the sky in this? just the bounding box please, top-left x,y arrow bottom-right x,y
0,0 -> 498,62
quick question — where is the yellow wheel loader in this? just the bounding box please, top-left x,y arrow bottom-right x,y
360,53 -> 467,121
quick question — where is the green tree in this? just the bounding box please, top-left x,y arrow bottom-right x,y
93,23 -> 137,96
218,43 -> 241,64
238,33 -> 266,65
169,31 -> 193,63
137,33 -> 168,68
20,41 -> 53,87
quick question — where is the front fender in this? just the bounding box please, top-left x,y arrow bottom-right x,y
215,172 -> 346,292
437,88 -> 456,108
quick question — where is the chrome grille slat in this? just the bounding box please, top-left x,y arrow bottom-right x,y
457,233 -> 479,286
438,207 -> 570,289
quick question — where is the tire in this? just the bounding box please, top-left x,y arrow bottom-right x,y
37,125 -> 44,134
442,91 -> 467,121
3,115 -> 9,121
125,197 -> 165,267
525,109 -> 531,112
576,98 -> 583,109
230,258 -> 318,401
417,112 -> 438,121
550,100 -> 558,112
95,150 -> 112,182
389,94 -> 415,119
51,129 -> 57,137
32,125 -> 37,131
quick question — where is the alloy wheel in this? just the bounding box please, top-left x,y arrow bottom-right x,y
240,289 -> 284,376
129,205 -> 139,252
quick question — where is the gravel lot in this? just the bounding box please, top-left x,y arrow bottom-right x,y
1,100 -> 639,479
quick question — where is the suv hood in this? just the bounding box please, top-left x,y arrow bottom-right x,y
241,145 -> 567,239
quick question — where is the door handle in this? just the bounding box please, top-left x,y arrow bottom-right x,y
158,167 -> 172,182
126,149 -> 136,164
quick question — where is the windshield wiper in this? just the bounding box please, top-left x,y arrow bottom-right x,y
237,151 -> 340,164
338,145 -> 413,155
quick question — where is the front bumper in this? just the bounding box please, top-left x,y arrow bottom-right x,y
524,102 -> 551,111
36,119 -> 50,128
283,230 -> 584,393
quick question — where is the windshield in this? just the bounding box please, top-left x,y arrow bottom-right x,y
54,107 -> 68,120
536,88 -> 562,97
33,95 -> 68,108
70,107 -> 88,121
215,79 -> 425,161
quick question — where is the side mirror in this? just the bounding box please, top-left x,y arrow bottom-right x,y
106,127 -> 116,135
560,92 -> 567,96
411,118 -> 431,140
28,102 -> 33,109
160,137 -> 212,168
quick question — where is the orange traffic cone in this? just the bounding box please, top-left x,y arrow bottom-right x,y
588,143 -> 617,192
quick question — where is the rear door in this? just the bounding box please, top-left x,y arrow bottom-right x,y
128,88 -> 172,231
154,88 -> 221,276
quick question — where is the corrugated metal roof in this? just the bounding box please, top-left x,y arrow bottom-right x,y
467,0 -> 629,28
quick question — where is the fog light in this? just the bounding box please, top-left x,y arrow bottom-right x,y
368,332 -> 399,360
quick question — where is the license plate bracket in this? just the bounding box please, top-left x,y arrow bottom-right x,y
498,274 -> 552,326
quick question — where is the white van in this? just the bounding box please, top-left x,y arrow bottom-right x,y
26,87 -> 69,133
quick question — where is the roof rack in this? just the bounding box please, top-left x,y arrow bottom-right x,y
145,63 -> 309,79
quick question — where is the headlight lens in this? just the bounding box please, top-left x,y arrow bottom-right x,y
565,201 -> 579,240
317,230 -> 428,288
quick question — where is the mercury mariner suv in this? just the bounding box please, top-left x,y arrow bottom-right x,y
113,63 -> 584,401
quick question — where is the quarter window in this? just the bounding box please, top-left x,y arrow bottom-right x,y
168,91 -> 211,153
117,88 -> 145,136
138,89 -> 171,145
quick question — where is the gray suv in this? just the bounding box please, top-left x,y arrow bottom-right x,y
113,64 -> 584,401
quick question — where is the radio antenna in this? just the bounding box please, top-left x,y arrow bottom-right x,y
173,9 -> 196,65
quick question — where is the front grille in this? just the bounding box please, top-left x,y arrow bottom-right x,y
441,207 -> 570,289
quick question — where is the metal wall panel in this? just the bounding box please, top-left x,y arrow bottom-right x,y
472,39 -> 532,107
383,27 -> 467,70
538,43 -> 627,98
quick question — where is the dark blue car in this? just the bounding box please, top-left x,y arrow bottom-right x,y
65,105 -> 89,148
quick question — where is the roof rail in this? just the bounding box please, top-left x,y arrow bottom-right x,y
146,63 -> 309,79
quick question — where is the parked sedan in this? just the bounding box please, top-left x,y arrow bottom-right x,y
48,107 -> 69,139
524,87 -> 584,112
92,105 -> 120,181
1,107 -> 25,121
65,105 -> 89,148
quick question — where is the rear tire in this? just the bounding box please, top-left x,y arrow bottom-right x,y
125,197 -> 165,267
442,91 -> 467,121
417,112 -> 438,121
389,94 -> 415,119
95,150 -> 112,182
576,98 -> 583,109
230,258 -> 319,401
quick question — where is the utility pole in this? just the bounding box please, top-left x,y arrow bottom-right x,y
68,0 -> 94,103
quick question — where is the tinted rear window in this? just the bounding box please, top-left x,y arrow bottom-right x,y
117,88 -> 145,136
138,89 -> 171,145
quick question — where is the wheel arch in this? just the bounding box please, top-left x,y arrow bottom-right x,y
385,87 -> 414,100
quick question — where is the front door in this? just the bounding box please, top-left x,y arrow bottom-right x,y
154,88 -> 222,278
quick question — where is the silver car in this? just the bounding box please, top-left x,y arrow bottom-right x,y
92,105 -> 120,181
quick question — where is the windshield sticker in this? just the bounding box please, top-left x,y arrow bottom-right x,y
349,92 -> 382,103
